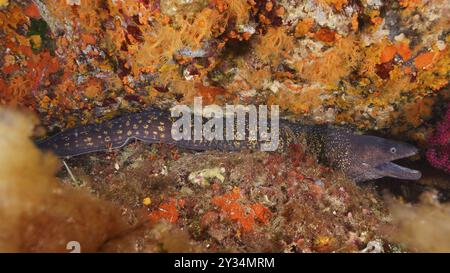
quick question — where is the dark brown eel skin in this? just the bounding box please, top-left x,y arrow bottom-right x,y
36,107 -> 422,182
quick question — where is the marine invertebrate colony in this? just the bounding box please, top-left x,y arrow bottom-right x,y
426,103 -> 450,173
0,0 -> 447,137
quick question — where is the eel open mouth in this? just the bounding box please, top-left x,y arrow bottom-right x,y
374,162 -> 422,180
371,144 -> 422,180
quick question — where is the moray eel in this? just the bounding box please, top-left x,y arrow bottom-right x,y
36,108 -> 421,182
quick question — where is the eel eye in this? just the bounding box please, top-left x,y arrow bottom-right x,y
390,147 -> 397,154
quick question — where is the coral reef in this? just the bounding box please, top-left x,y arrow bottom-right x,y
426,103 -> 450,173
0,0 -> 447,137
0,0 -> 449,253
0,107 -> 393,252
59,142 -> 390,252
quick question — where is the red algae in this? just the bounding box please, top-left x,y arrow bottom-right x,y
426,103 -> 450,173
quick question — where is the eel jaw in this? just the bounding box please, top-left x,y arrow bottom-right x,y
374,161 -> 422,180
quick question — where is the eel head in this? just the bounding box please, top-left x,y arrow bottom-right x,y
344,134 -> 422,182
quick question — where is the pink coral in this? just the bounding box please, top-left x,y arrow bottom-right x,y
426,103 -> 450,173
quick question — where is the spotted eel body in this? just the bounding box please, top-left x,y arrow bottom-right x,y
36,107 -> 422,182
37,108 -> 287,156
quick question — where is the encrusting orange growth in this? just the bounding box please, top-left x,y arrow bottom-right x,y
380,45 -> 397,63
149,198 -> 185,224
380,43 -> 412,63
195,83 -> 229,105
211,188 -> 272,232
250,203 -> 272,224
319,0 -> 348,10
414,51 -> 438,70
399,0 -> 424,9
314,27 -> 336,43
0,3 -> 60,106
24,2 -> 41,18
401,98 -> 435,129
294,18 -> 314,37
396,42 -> 412,60
83,78 -> 103,99
80,33 -> 96,45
